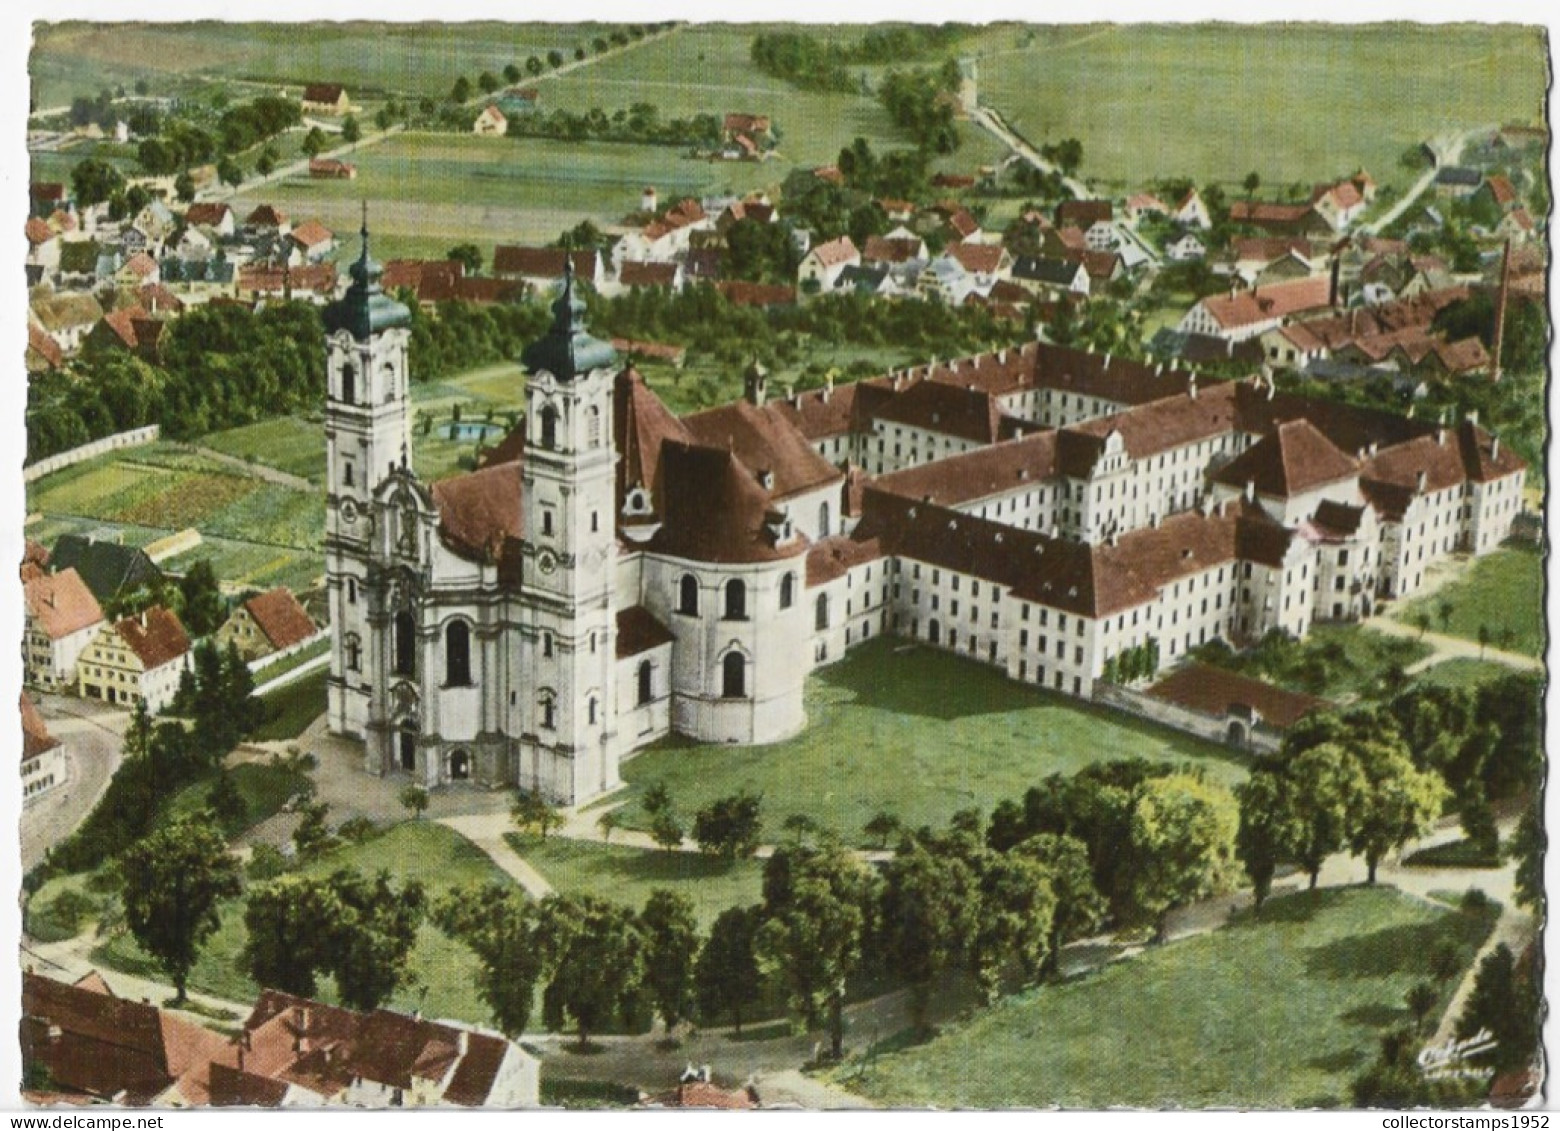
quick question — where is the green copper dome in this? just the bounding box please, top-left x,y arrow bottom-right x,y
324,209 -> 411,341
520,258 -> 617,380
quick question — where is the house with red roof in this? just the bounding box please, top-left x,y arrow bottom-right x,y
288,219 -> 337,264
1177,275 -> 1334,342
216,587 -> 320,662
77,605 -> 192,713
21,693 -> 68,804
472,104 -> 507,136
301,83 -> 350,114
797,235 -> 860,293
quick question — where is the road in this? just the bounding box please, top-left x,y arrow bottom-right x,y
20,695 -> 132,872
186,444 -> 314,491
968,104 -> 1092,200
1361,127 -> 1482,235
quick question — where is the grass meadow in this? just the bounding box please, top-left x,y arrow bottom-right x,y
1392,545 -> 1546,658
838,886 -> 1498,1108
618,637 -> 1247,845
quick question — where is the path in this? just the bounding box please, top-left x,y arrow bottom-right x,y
968,104 -> 1091,200
435,813 -> 554,897
212,124 -> 405,202
21,697 -> 131,872
1371,616 -> 1543,675
252,652 -> 330,697
452,23 -> 687,107
186,444 -> 313,491
554,798 -> 893,864
1427,902 -> 1535,1050
1362,127 -> 1480,235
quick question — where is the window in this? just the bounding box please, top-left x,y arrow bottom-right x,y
347,636 -> 362,672
815,593 -> 829,631
591,511 -> 599,533
445,621 -> 471,686
539,405 -> 558,450
678,575 -> 699,616
541,695 -> 556,730
780,572 -> 796,609
394,611 -> 415,676
347,578 -> 357,605
637,660 -> 653,705
818,501 -> 832,538
588,698 -> 599,725
724,579 -> 748,621
343,461 -> 355,488
722,652 -> 746,699
542,509 -> 555,537
340,362 -> 355,405
587,405 -> 602,448
542,632 -> 554,659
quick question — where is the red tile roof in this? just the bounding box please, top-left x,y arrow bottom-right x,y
491,246 -> 597,279
442,1031 -> 509,1107
303,83 -> 345,104
183,203 -> 231,228
1483,175 -> 1518,206
237,263 -> 338,296
683,399 -> 842,501
244,588 -> 317,651
946,242 -> 1006,275
616,605 -> 675,658
114,606 -> 191,670
862,235 -> 926,264
24,568 -> 104,640
1229,200 -> 1316,226
619,260 -> 680,288
27,323 -> 65,370
1148,663 -> 1331,728
874,430 -> 1059,507
245,204 -> 287,227
715,280 -> 796,307
26,217 -> 53,244
873,379 -> 1009,445
22,693 -> 60,762
289,219 -> 334,249
1056,200 -> 1113,227
615,367 -> 691,514
648,1079 -> 760,1109
805,533 -> 885,586
432,462 -> 524,563
806,235 -> 859,269
1212,418 -> 1359,497
648,441 -> 809,565
1197,276 -> 1333,330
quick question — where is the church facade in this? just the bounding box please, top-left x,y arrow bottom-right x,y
325,225 -> 1526,807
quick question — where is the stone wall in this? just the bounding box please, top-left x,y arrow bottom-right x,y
24,425 -> 160,483
1093,681 -> 1284,756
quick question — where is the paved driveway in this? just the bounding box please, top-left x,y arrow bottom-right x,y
20,696 -> 131,872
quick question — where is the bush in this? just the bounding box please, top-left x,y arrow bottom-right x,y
1459,888 -> 1492,915
246,843 -> 290,882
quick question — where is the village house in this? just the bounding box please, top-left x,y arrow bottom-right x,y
77,605 -> 193,713
1124,192 -> 1170,225
183,202 -> 236,238
50,534 -> 162,606
1165,231 -> 1206,262
1176,275 -> 1334,342
1229,200 -> 1332,237
472,104 -> 507,136
798,235 -> 860,293
244,204 -> 291,238
21,694 -> 68,804
1434,166 -> 1483,199
29,290 -> 104,354
23,567 -> 105,692
288,219 -> 337,264
1171,189 -> 1212,230
1012,255 -> 1090,297
25,217 -> 60,283
236,262 -> 339,302
26,323 -> 65,373
491,247 -> 606,293
308,158 -> 357,181
301,83 -> 350,115
496,87 -> 539,116
215,587 -> 319,662
84,306 -> 166,362
617,259 -> 685,291
380,259 -> 524,306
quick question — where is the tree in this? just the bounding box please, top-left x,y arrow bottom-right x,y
340,116 -> 361,146
1284,742 -> 1369,889
1349,738 -> 1447,884
292,800 -> 336,862
596,809 -> 621,844
446,243 -> 483,273
526,56 -> 544,77
1234,766 -> 1302,908
643,782 -> 684,852
968,849 -> 1056,1001
1412,611 -> 1431,639
540,894 -> 646,1048
1508,802 -> 1544,913
217,156 -> 244,188
693,791 -> 764,860
326,869 -> 427,1011
1124,774 -> 1239,941
864,811 -> 901,849
477,71 -> 500,94
435,883 -> 550,1038
176,559 -> 224,636
880,839 -> 980,1033
301,127 -> 327,158
502,63 -> 522,84
1457,943 -> 1541,1072
1458,784 -> 1500,861
451,76 -> 472,103
173,172 -> 196,203
1436,598 -> 1455,633
242,873 -> 343,996
118,811 -> 241,1003
639,889 -> 699,1036
1242,171 -> 1261,198
205,771 -> 247,831
1476,623 -> 1491,660
1406,980 -> 1439,1032
71,158 -> 125,207
547,49 -> 565,69
256,146 -> 278,178
511,788 -> 563,840
1011,833 -> 1105,978
754,839 -> 877,1060
696,904 -> 763,1034
400,784 -> 429,821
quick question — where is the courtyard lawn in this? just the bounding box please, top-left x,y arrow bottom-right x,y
162,761 -> 313,834
967,23 -> 1547,194
619,638 -> 1245,845
506,835 -> 764,929
252,669 -> 328,742
1410,658 -> 1520,692
1196,623 -> 1431,703
1391,546 -> 1546,659
837,886 -> 1497,1109
92,821 -> 516,1025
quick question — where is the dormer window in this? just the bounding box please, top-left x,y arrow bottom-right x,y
624,487 -> 652,517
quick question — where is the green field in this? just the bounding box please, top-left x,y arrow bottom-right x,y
969,23 -> 1547,193
93,821 -> 516,1024
618,638 -> 1246,844
200,417 -> 329,484
1392,546 -> 1546,659
1410,657 -> 1521,691
838,886 -> 1498,1108
253,669 -> 328,742
161,761 -> 313,831
508,835 -> 764,930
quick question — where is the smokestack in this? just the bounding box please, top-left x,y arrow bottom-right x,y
1491,239 -> 1511,383
1329,255 -> 1341,308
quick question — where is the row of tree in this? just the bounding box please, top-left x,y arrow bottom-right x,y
446,25 -> 672,103
500,105 -> 723,150
877,62 -> 964,155
750,27 -> 967,93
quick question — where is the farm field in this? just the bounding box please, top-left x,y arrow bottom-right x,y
508,835 -> 764,930
837,887 -> 1498,1108
30,21 -> 623,109
1391,545 -> 1546,659
92,821 -> 515,1025
967,23 -> 1548,194
618,637 -> 1246,845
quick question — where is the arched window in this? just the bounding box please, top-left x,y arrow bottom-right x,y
724,579 -> 747,621
340,362 -> 355,405
678,575 -> 699,616
394,610 -> 416,676
637,660 -> 653,705
815,593 -> 829,632
539,405 -> 559,451
541,694 -> 556,730
818,500 -> 832,539
345,634 -> 362,672
382,362 -> 397,404
398,723 -> 416,771
445,620 -> 471,687
780,572 -> 796,609
588,697 -> 599,725
722,652 -> 746,699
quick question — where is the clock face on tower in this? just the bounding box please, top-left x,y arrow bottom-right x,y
537,548 -> 558,575
339,498 -> 359,524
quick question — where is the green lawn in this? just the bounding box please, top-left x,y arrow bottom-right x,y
200,416 -> 329,483
838,886 -> 1497,1109
1392,546 -> 1546,659
619,638 -> 1246,845
507,835 -> 764,929
1197,623 -> 1431,702
252,669 -> 327,742
1410,658 -> 1520,691
92,821 -> 517,1025
968,23 -> 1547,194
162,761 -> 313,833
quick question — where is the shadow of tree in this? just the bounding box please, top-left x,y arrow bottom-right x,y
1304,920 -> 1451,979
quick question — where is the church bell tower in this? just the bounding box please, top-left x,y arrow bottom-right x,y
514,262 -> 621,805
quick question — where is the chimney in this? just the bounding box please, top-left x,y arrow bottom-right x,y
1188,375 -> 1198,400
641,186 -> 657,213
822,372 -> 834,402
1491,436 -> 1501,460
1491,239 -> 1511,382
1328,254 -> 1341,308
1245,480 -> 1255,503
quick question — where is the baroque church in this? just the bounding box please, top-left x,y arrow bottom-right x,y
325,223 -> 1526,806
